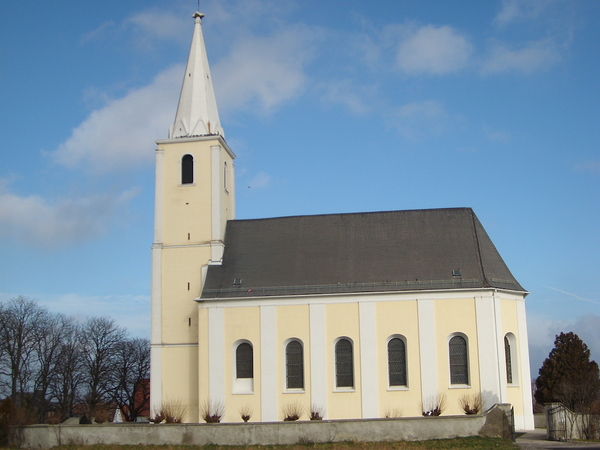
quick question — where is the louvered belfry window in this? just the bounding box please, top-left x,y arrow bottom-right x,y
388,338 -> 407,386
286,340 -> 304,389
504,336 -> 513,384
335,338 -> 354,388
236,342 -> 253,379
449,335 -> 469,385
182,154 -> 194,184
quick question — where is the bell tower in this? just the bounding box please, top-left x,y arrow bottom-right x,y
150,11 -> 235,421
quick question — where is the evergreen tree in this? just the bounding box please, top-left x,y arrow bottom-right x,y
535,331 -> 600,411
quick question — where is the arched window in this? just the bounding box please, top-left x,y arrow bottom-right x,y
223,161 -> 228,191
181,154 -> 194,184
335,338 -> 354,388
504,333 -> 518,385
504,336 -> 512,384
449,335 -> 469,385
236,342 -> 253,379
388,337 -> 407,387
285,340 -> 304,389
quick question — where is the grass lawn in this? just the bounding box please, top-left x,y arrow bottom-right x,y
40,436 -> 517,449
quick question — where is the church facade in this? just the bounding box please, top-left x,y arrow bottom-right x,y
150,12 -> 534,430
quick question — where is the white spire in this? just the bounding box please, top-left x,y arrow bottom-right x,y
170,12 -> 223,139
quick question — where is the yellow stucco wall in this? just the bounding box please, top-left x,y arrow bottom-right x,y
223,307 -> 261,423
157,138 -> 234,246
197,307 -> 209,412
161,345 -> 199,422
376,299 -> 422,418
193,292 -> 528,424
434,298 -> 480,416
155,136 -> 235,423
276,304 -> 311,420
325,302 -> 362,419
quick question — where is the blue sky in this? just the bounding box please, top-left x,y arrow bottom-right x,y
1,0 -> 599,377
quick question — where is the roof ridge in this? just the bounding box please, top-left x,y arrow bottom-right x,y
229,207 -> 473,224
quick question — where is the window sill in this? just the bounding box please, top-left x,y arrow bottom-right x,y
449,384 -> 471,389
283,389 -> 306,394
507,383 -> 520,388
387,386 -> 409,392
333,388 -> 356,393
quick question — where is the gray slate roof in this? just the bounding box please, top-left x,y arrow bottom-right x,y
201,207 -> 525,299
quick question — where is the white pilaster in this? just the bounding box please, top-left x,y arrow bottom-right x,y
493,291 -> 508,403
417,299 -> 437,404
516,298 -> 534,430
309,304 -> 327,418
359,301 -> 378,418
475,293 -> 502,409
149,345 -> 162,416
153,148 -> 164,243
260,305 -> 278,421
211,144 -> 222,242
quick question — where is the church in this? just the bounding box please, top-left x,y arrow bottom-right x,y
150,12 -> 534,430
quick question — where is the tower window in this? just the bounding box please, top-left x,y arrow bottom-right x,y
182,154 -> 194,184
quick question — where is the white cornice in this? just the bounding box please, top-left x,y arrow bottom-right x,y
195,287 -> 527,308
155,134 -> 236,159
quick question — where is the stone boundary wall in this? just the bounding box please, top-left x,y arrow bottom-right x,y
545,403 -> 600,441
11,404 -> 512,449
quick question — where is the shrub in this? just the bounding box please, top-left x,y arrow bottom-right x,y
200,399 -> 225,423
310,404 -> 324,421
421,393 -> 446,416
384,407 -> 403,418
151,399 -> 187,423
282,401 -> 304,421
459,393 -> 482,415
239,404 -> 252,422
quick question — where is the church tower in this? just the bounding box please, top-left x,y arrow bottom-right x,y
150,12 -> 235,421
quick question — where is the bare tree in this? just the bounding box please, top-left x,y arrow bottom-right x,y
113,338 -> 150,422
48,321 -> 85,422
81,317 -> 127,421
0,297 -> 46,402
30,312 -> 74,422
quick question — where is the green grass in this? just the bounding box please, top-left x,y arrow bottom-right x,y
41,436 -> 517,450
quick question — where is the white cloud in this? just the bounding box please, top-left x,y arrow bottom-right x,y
82,8 -> 188,49
213,25 -> 316,114
0,187 -> 139,248
247,172 -> 270,189
320,80 -> 377,115
396,25 -> 473,75
574,160 -> 600,174
482,38 -> 561,74
125,9 -> 189,43
494,0 -> 553,28
51,8 -> 317,174
389,100 -> 449,140
484,126 -> 512,143
51,66 -> 181,174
